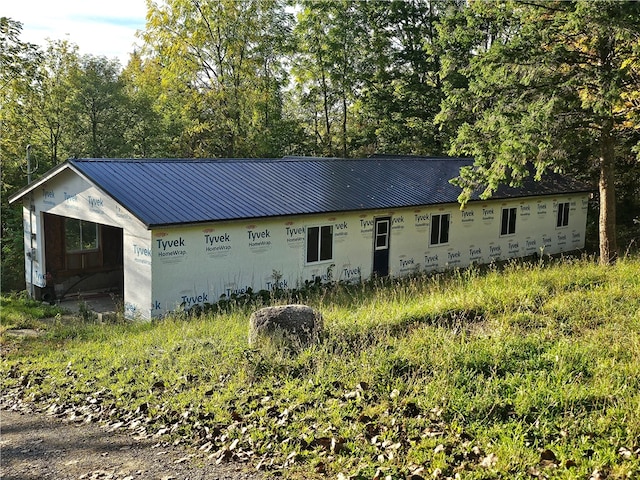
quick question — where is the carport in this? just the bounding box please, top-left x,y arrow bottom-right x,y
40,212 -> 123,302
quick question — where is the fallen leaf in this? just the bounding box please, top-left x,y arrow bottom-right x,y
215,448 -> 233,464
152,380 -> 165,391
467,445 -> 483,461
539,448 -> 559,468
618,447 -> 632,459
311,436 -> 332,450
332,437 -> 347,453
540,449 -> 557,462
480,452 -> 498,468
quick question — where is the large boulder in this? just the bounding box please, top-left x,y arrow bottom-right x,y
248,304 -> 323,347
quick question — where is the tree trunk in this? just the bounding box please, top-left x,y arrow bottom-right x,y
342,94 -> 348,158
598,124 -> 617,265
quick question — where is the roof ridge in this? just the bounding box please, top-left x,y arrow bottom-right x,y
71,155 -> 469,163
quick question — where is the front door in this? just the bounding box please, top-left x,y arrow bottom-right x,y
373,216 -> 391,277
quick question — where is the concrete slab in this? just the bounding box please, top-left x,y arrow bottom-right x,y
57,293 -> 121,315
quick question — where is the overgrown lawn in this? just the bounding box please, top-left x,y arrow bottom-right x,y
0,292 -> 63,332
2,257 -> 639,479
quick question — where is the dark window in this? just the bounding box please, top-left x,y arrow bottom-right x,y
65,218 -> 101,269
306,225 -> 333,263
375,219 -> 389,250
557,202 -> 570,227
65,219 -> 98,252
430,214 -> 450,245
500,208 -> 517,235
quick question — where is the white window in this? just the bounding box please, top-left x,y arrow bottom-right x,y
306,225 -> 333,263
375,219 -> 390,250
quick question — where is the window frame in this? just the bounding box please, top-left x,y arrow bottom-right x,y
374,218 -> 390,251
556,202 -> 570,228
65,218 -> 99,253
430,213 -> 450,246
306,224 -> 334,264
500,207 -> 517,236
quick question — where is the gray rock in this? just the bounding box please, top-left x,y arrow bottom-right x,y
248,304 -> 323,347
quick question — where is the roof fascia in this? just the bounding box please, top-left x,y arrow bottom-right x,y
8,160 -> 150,231
8,161 -> 72,204
67,160 -> 152,229
147,190 -> 593,230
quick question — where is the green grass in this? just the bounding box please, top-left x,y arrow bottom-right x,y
2,256 -> 639,479
0,291 -> 63,332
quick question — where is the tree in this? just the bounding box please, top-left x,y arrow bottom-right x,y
293,0 -> 369,157
291,0 -> 451,158
0,17 -> 40,92
120,52 -> 171,157
26,40 -> 81,165
357,0 -> 450,156
438,0 -> 640,264
141,0 -> 294,158
68,55 -> 127,158
0,18 -> 43,291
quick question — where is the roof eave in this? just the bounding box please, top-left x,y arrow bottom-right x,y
8,161 -> 74,204
67,159 -> 152,229
144,189 -> 592,229
8,160 -> 151,230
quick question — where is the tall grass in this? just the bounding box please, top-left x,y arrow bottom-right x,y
0,291 -> 63,331
2,256 -> 639,479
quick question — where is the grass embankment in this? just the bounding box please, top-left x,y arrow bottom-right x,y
2,257 -> 639,479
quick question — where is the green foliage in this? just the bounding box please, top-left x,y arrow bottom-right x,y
355,0 -> 450,156
67,55 -> 128,158
0,204 -> 25,292
0,291 -> 62,331
2,257 -> 640,478
141,0 -> 295,158
3,0 -> 639,295
0,17 -> 41,90
437,0 -> 640,262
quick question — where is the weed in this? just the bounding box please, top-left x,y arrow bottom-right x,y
0,291 -> 63,332
2,256 -> 639,479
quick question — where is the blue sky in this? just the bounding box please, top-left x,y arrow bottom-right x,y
4,0 -> 148,66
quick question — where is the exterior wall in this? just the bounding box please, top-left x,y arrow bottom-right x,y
19,168 -> 153,319
149,193 -> 589,317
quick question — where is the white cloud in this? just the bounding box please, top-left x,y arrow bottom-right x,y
4,0 -> 148,66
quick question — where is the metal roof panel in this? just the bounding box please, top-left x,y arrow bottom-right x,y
58,156 -> 591,227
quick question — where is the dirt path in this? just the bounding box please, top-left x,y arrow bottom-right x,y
0,408 -> 260,480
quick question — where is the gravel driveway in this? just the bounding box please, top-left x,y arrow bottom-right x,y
1,408 -> 261,480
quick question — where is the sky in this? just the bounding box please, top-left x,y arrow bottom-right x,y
4,0 -> 148,66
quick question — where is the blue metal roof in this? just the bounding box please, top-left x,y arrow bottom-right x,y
65,156 -> 590,228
